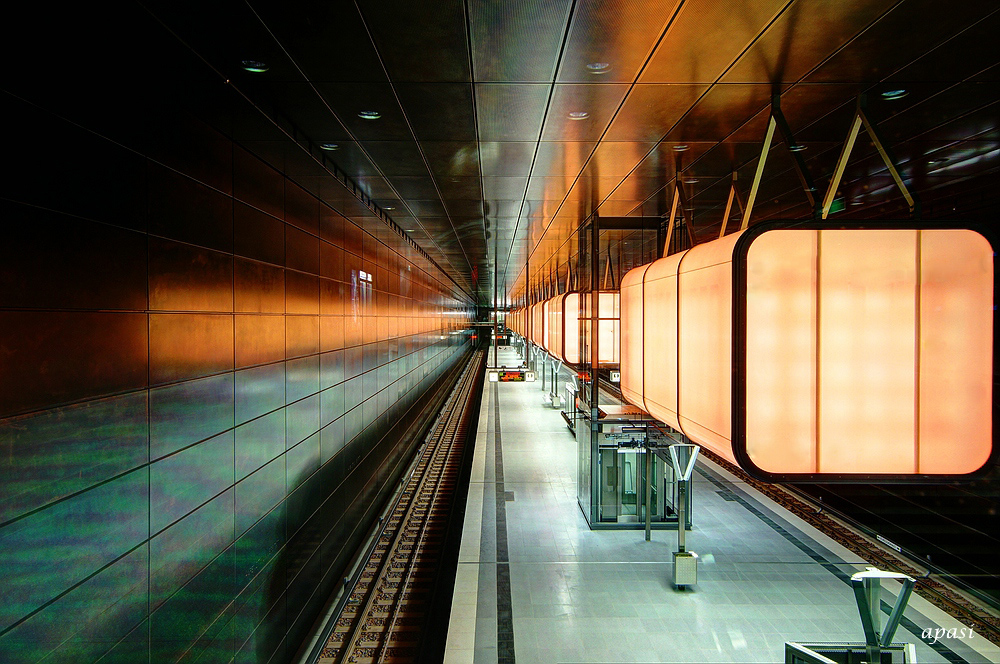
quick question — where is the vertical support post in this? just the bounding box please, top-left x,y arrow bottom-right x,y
645,444 -> 652,541
590,215 -> 600,483
866,577 -> 882,641
677,479 -> 687,552
492,217 -> 498,367
741,115 -> 776,231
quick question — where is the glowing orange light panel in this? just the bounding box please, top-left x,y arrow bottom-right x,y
521,293 -> 621,366
620,222 -> 994,480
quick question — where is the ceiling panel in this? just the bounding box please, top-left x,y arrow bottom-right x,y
314,83 -> 412,141
133,0 -> 1000,303
534,141 -> 599,175
604,84 -> 710,142
639,0 -> 790,84
479,142 -> 538,177
540,84 -> 630,141
359,141 -> 431,176
806,0 -> 1000,83
357,0 -> 471,82
394,83 -> 477,141
468,0 -> 573,82
475,84 -> 551,141
720,0 -> 899,84
556,0 -> 682,83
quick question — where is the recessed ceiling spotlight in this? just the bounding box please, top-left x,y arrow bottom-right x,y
383,206 -> 395,210
586,62 -> 611,74
672,144 -> 689,152
683,177 -> 699,184
881,89 -> 908,100
568,111 -> 589,120
405,229 -> 417,232
789,144 -> 808,152
358,110 -> 381,120
241,60 -> 269,73
849,200 -> 864,206
319,142 -> 340,151
927,157 -> 948,164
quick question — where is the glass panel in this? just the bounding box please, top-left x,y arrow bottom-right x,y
677,233 -> 739,455
619,267 -> 647,409
745,230 -> 818,473
818,230 -> 917,473
918,230 -> 993,473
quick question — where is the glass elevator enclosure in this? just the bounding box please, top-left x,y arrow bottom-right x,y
576,405 -> 693,530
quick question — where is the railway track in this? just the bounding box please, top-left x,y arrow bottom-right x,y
316,350 -> 485,664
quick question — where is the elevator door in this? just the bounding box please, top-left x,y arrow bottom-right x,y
598,449 -> 660,523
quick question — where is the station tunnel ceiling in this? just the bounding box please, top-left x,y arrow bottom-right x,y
140,0 -> 999,305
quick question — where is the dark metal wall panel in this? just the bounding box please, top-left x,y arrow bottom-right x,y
0,311 -> 149,417
148,238 -> 235,313
0,11 -> 475,664
0,204 -> 147,311
148,313 -> 235,385
149,163 -> 235,253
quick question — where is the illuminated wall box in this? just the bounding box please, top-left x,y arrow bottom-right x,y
547,296 -> 564,361
555,292 -> 620,365
530,301 -> 545,348
621,221 -> 996,481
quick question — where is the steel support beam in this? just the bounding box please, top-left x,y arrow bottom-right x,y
822,96 -> 919,219
741,115 -> 776,230
772,94 -> 819,216
662,186 -> 680,256
719,172 -> 737,239
822,114 -> 863,219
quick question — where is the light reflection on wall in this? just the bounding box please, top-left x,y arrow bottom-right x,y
0,110 -> 474,664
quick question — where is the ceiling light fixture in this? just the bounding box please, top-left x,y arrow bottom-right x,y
881,89 -> 908,100
319,142 -> 340,151
241,60 -> 268,73
683,177 -> 699,184
586,62 -> 610,74
672,144 -> 689,152
927,157 -> 948,165
568,111 -> 589,120
358,110 -> 381,120
789,144 -> 808,152
383,206 -> 395,210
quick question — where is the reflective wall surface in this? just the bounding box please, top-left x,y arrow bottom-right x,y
0,8 -> 473,663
